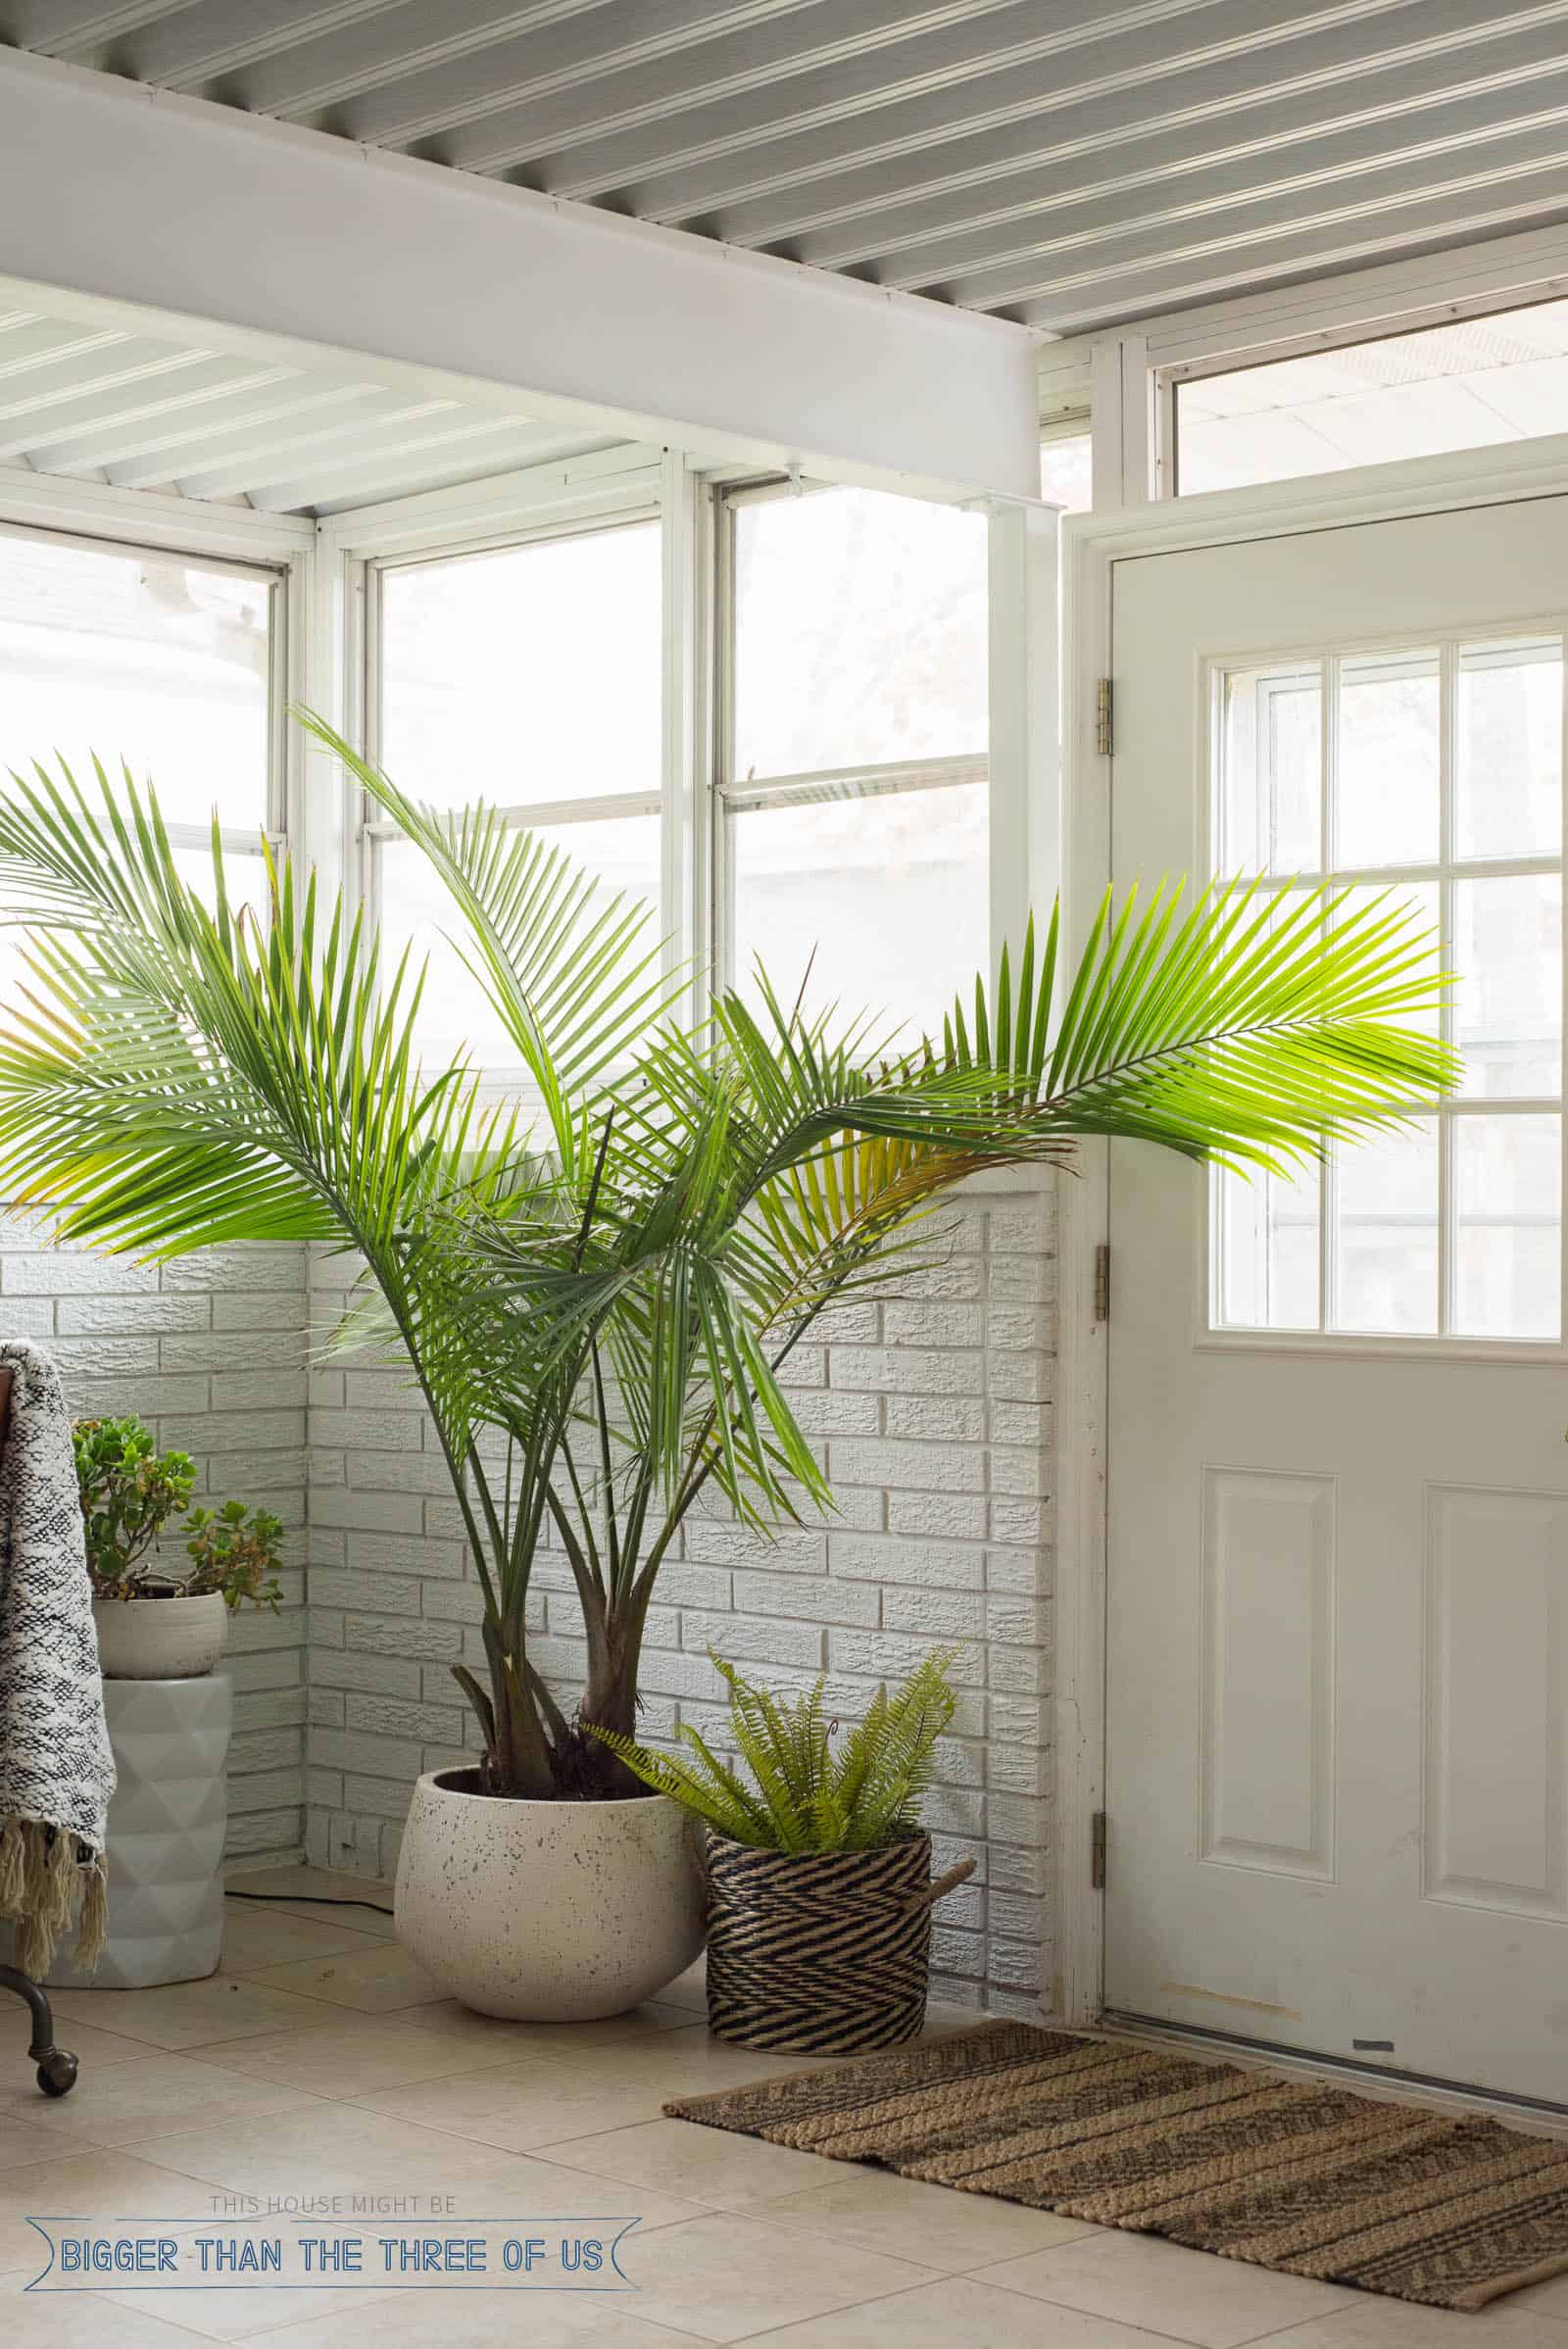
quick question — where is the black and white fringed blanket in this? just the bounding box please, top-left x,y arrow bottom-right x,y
0,1343 -> 113,1977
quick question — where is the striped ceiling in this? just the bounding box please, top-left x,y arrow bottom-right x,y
4,0 -> 1568,338
0,307 -> 619,514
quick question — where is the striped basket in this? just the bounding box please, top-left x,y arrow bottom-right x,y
704,1829 -> 975,2055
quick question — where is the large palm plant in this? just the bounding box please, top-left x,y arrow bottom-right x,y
0,719 -> 1456,1798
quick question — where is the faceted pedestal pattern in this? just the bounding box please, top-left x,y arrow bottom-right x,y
49,1673 -> 232,1990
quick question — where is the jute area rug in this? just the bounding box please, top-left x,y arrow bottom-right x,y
663,2021 -> 1568,2312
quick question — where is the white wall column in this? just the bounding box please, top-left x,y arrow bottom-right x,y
987,502 -> 1062,963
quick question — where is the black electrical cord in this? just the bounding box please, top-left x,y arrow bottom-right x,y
225,1888 -> 396,1919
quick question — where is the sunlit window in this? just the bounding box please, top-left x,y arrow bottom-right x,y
719,484 -> 989,1046
373,520 -> 662,1079
0,526 -> 276,1003
1211,635 -> 1563,1345
1177,298 -> 1568,494
1039,428 -> 1092,513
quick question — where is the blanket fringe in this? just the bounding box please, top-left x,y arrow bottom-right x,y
0,1815 -> 109,1979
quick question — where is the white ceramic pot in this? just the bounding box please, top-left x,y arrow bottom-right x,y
395,1769 -> 707,2022
91,1591 -> 228,1682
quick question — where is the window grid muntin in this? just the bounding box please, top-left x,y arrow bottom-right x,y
363,511 -> 662,1091
711,476 -> 989,1000
1208,623 -> 1567,1347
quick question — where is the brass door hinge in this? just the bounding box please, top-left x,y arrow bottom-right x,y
1094,1242 -> 1111,1324
1091,1809 -> 1107,1890
1095,677 -> 1113,757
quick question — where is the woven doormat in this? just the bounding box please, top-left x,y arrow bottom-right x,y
664,2022 -> 1568,2311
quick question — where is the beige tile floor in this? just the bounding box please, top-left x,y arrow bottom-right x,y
0,1868 -> 1564,2344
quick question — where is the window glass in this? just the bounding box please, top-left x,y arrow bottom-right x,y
732,489 -> 987,782
1177,298 -> 1568,495
723,484 -> 990,1045
0,528 -> 273,1010
379,523 -> 660,810
727,780 -> 987,1048
1210,632 -> 1564,1344
373,521 -> 662,1086
1039,430 -> 1092,513
0,532 -> 270,827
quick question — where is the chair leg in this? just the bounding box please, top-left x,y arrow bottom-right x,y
0,1962 -> 78,2095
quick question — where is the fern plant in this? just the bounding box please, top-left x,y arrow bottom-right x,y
588,1649 -> 958,1852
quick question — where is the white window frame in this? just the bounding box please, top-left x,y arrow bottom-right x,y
710,472 -> 997,1004
351,486 -> 666,1091
0,490 -> 307,871
1200,627 -> 1567,1360
1059,220 -> 1568,512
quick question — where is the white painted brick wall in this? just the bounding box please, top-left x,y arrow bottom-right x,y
303,1170 -> 1055,2014
0,1213 -> 309,1866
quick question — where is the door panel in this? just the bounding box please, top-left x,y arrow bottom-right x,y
1105,496 -> 1568,2101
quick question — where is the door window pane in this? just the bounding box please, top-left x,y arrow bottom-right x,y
1333,1120 -> 1441,1336
378,523 -> 661,810
1218,663 -> 1320,875
1453,1114 -> 1562,1339
1212,626 -> 1563,1344
1456,638 -> 1562,862
1450,874 -> 1561,1099
727,780 -> 987,1047
1214,1157 -> 1320,1330
732,489 -> 987,781
1336,649 -> 1440,869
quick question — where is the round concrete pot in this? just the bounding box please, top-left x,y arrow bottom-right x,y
395,1769 -> 707,2021
92,1591 -> 228,1681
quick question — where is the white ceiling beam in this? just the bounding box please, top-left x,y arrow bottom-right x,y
0,49 -> 1038,501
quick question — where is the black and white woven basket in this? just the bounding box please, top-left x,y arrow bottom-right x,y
704,1829 -> 974,2055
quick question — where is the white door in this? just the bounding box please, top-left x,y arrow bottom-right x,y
1105,494 -> 1568,2104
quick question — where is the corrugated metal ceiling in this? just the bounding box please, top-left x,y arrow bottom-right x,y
0,306 -> 618,514
4,0 -> 1568,337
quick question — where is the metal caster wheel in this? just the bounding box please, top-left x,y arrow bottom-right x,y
35,2048 -> 77,2097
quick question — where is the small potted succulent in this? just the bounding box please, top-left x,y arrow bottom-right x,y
591,1648 -> 974,2053
74,1415 -> 283,1681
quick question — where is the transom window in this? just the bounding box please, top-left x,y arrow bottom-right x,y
1209,633 -> 1564,1345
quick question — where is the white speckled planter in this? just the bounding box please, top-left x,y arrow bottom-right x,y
395,1770 -> 706,2021
92,1592 -> 227,1681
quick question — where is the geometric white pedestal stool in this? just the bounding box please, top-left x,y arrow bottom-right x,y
46,1673 -> 231,1990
